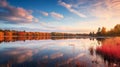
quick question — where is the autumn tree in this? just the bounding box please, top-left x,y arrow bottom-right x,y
96,27 -> 101,36
101,27 -> 106,36
113,24 -> 120,35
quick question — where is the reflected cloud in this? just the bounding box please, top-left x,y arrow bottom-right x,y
57,53 -> 86,66
2,47 -> 37,63
50,52 -> 63,59
67,53 -> 85,63
42,55 -> 48,59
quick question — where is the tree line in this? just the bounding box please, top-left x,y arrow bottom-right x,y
96,24 -> 120,36
1,24 -> 120,37
0,29 -> 89,37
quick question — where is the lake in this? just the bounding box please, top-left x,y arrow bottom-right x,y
0,37 -> 120,67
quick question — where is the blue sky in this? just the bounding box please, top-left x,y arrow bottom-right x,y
0,0 -> 120,33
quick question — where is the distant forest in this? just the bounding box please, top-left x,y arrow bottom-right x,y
1,24 -> 120,37
95,24 -> 120,36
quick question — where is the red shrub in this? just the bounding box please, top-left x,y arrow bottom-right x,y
96,37 -> 120,60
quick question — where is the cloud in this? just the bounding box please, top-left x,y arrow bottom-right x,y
0,0 -> 8,7
39,22 -> 56,29
58,0 -> 87,18
57,0 -> 120,31
50,12 -> 64,19
40,11 -> 48,16
39,11 -> 64,20
53,26 -> 92,33
0,0 -> 37,24
91,0 -> 120,20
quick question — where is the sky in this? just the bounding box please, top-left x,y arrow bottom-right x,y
0,0 -> 120,33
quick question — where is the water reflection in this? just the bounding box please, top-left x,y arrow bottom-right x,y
0,36 -> 51,43
0,37 -> 120,67
96,37 -> 120,67
0,36 -> 92,43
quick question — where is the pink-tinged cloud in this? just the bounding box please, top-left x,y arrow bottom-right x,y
58,0 -> 87,18
2,47 -> 36,63
0,0 -> 37,24
40,11 -> 49,16
91,0 -> 120,20
0,0 -> 8,7
50,52 -> 63,59
50,12 -> 64,19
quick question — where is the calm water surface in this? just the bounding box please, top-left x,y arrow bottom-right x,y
0,37 -> 120,67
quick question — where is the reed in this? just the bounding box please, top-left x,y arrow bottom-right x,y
96,37 -> 120,61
